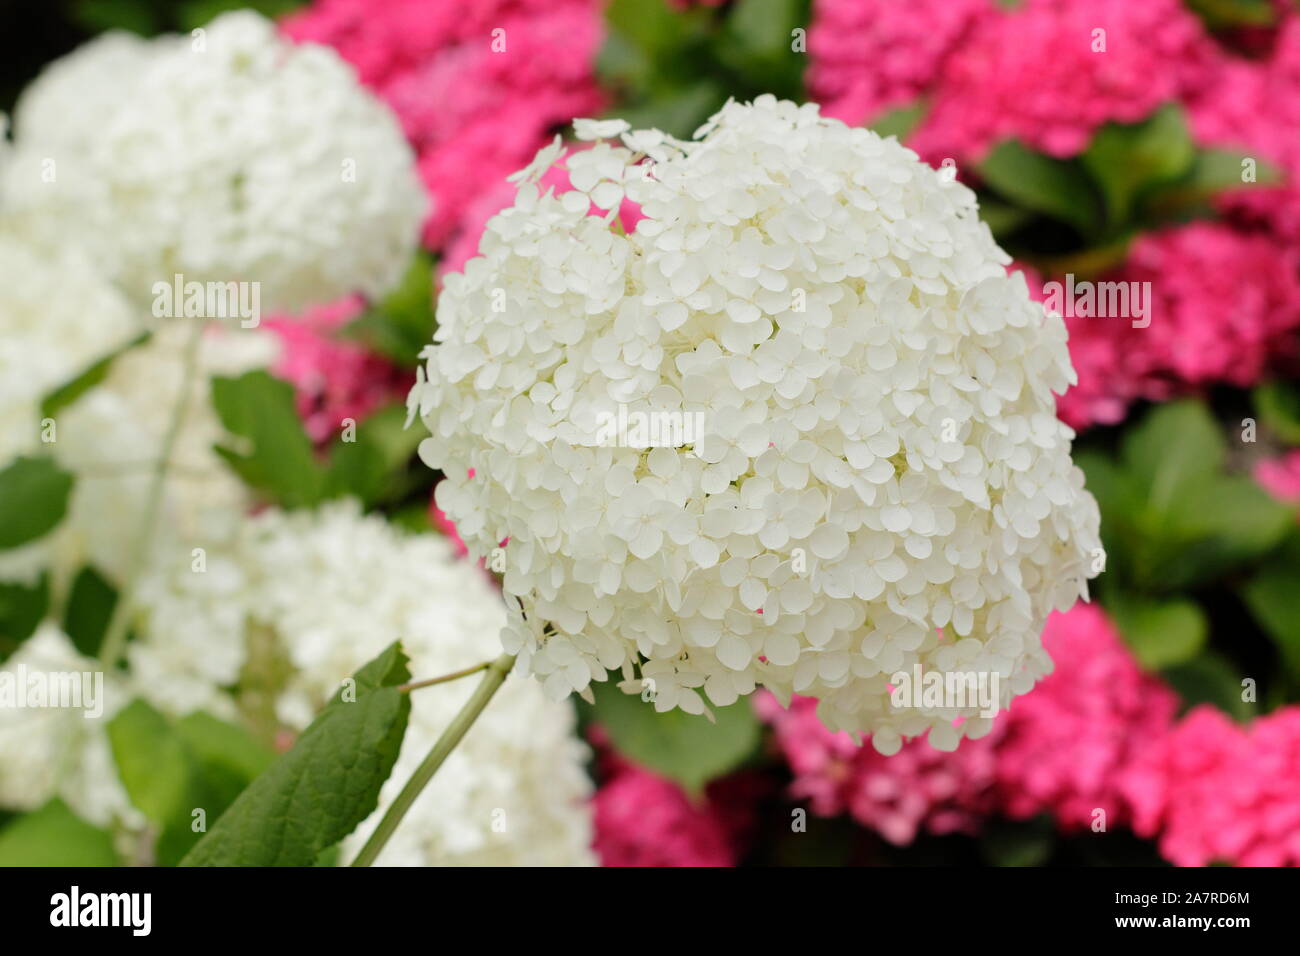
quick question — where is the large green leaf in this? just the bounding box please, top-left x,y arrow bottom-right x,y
1255,381 -> 1300,445
0,800 -> 118,866
1161,651 -> 1253,720
1243,533 -> 1300,679
0,456 -> 75,550
1120,400 -> 1225,503
1081,105 -> 1195,231
975,140 -> 1101,238
341,253 -> 435,365
1084,401 -> 1290,592
1185,0 -> 1277,29
41,331 -> 150,421
590,680 -> 761,794
325,403 -> 427,507
63,565 -> 119,659
108,701 -> 274,865
0,573 -> 48,662
1109,594 -> 1208,670
869,101 -> 927,143
211,370 -> 326,509
180,643 -> 412,867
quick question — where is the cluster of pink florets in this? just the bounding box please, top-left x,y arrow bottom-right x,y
283,0 -> 605,252
594,601 -> 1300,867
811,0 -> 1300,430
1048,224 -> 1300,429
265,299 -> 412,444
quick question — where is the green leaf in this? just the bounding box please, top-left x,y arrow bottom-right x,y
1109,595 -> 1208,670
0,456 -> 75,550
1075,451 -> 1141,585
975,140 -> 1101,238
1082,401 -> 1290,591
109,701 -> 274,865
70,0 -> 159,35
341,253 -> 435,365
1160,475 -> 1292,586
977,197 -> 1034,239
1185,0 -> 1277,30
324,404 -> 426,506
177,0 -> 301,32
0,573 -> 49,662
41,331 -> 150,421
1243,533 -> 1300,679
180,643 -> 412,867
109,701 -> 198,827
1146,149 -> 1282,222
0,800 -> 118,866
1120,400 -> 1225,499
611,82 -> 727,141
980,815 -> 1055,867
717,0 -> 809,97
869,101 -> 927,142
590,680 -> 761,794
174,711 -> 276,806
1081,105 -> 1195,230
1255,381 -> 1300,445
1161,651 -> 1253,720
63,566 -> 119,659
211,370 -> 326,509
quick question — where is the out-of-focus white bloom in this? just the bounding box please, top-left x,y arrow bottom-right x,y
0,314 -> 276,590
0,232 -> 145,585
0,233 -> 141,465
4,12 -> 425,312
131,501 -> 595,866
0,623 -> 138,829
10,31 -> 152,156
410,95 -> 1103,752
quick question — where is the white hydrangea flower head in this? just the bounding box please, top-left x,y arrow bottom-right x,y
0,623 -> 138,830
4,11 -> 426,313
130,501 -> 595,866
9,31 -> 153,155
410,95 -> 1104,753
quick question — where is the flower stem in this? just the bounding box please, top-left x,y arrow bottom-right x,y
98,317 -> 206,671
397,660 -> 492,693
350,651 -> 517,867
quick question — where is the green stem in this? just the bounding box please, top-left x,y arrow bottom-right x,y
98,317 -> 206,671
350,652 -> 517,867
397,660 -> 492,693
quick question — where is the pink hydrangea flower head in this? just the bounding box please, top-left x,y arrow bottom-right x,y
589,729 -> 765,867
266,297 -> 413,443
807,0 -> 996,126
285,0 -> 605,254
910,0 -> 1221,165
993,604 -> 1179,829
1188,14 -> 1300,243
1053,223 -> 1300,429
755,693 -> 1002,845
1122,705 -> 1300,866
1255,450 -> 1300,505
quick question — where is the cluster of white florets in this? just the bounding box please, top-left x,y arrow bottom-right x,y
0,234 -> 138,466
410,96 -> 1103,752
129,501 -> 595,866
0,624 -> 137,829
3,12 -> 425,312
